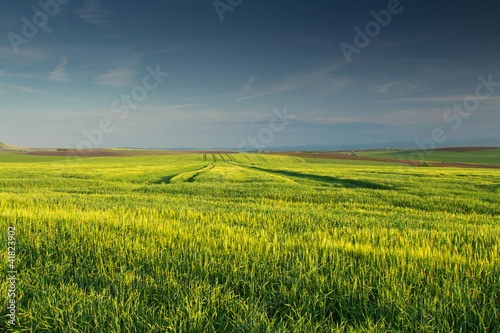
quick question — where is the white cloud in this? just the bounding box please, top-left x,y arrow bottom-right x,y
75,0 -> 109,26
48,57 -> 69,82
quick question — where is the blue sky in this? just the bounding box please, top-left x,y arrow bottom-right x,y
1,0 -> 500,149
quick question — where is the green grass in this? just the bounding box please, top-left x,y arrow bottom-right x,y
301,157 -> 404,166
0,154 -> 69,163
0,154 -> 499,332
357,149 -> 500,165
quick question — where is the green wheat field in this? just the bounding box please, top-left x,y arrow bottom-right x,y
1,153 -> 499,332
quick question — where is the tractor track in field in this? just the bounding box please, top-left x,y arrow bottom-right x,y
154,163 -> 217,184
183,163 -> 217,182
237,164 -> 392,190
171,162 -> 217,183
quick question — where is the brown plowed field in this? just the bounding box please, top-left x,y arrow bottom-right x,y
270,152 -> 500,169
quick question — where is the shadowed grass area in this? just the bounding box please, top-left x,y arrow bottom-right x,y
242,165 -> 393,190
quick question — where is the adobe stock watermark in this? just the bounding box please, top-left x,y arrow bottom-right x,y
7,0 -> 70,54
6,226 -> 17,326
213,0 -> 243,22
383,73 -> 499,188
67,65 -> 169,161
238,106 -> 295,151
340,0 -> 407,64
411,74 -> 499,161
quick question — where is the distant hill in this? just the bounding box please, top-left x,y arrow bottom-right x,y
0,142 -> 28,151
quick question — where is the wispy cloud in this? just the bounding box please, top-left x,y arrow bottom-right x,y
133,107 -> 224,124
95,68 -> 136,86
140,104 -> 204,112
371,81 -> 418,95
0,47 -> 46,63
240,76 -> 255,93
375,95 -> 474,103
235,58 -> 351,101
370,108 -> 443,125
75,0 -> 110,26
235,92 -> 274,102
48,57 -> 70,82
0,83 -> 38,94
142,47 -> 183,56
94,57 -> 140,86
0,83 -> 86,103
0,70 -> 35,79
